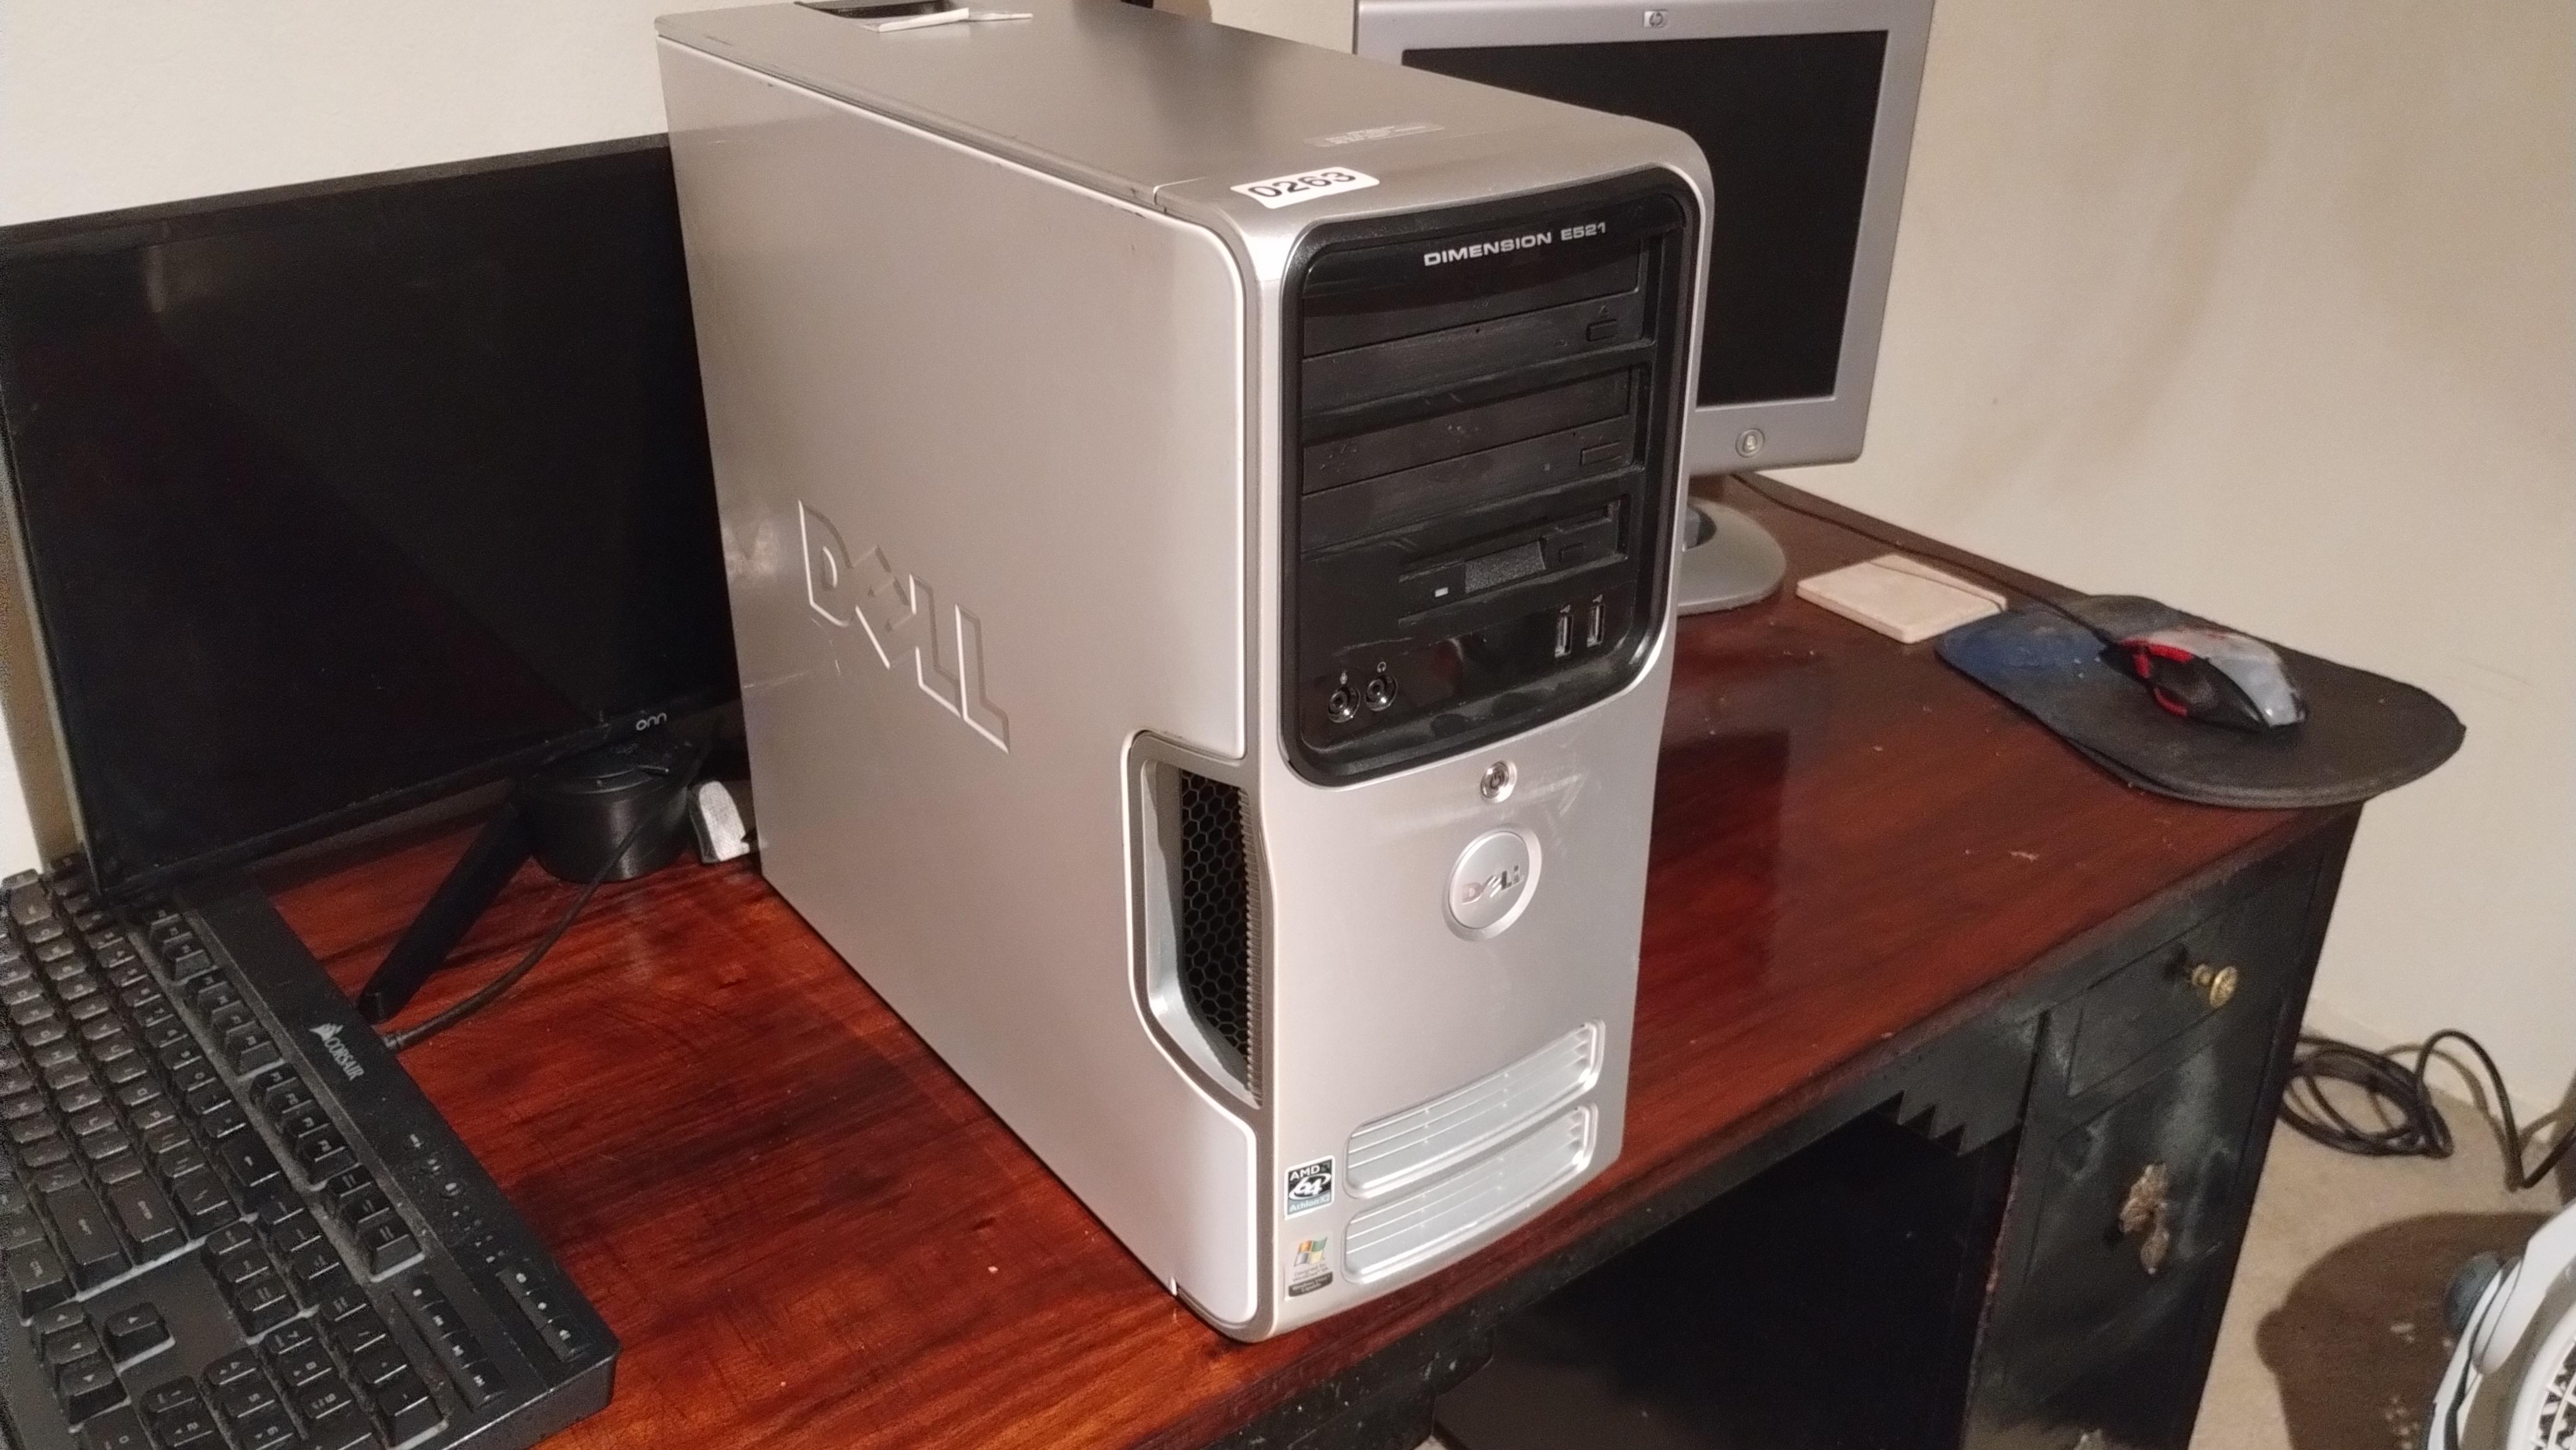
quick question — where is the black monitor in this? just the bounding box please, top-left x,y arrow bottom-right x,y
0,138 -> 739,895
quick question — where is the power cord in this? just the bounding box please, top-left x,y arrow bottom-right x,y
2281,1031 -> 2576,1192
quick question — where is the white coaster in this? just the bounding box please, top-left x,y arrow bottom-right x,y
1794,554 -> 2007,644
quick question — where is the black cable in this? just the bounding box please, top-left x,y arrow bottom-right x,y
375,806 -> 654,1055
2281,1031 -> 2576,1192
378,730 -> 716,1053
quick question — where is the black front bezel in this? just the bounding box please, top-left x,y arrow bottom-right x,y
1279,169 -> 1700,786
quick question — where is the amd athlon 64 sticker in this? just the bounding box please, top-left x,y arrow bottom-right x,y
1231,167 -> 1379,210
1285,1156 -> 1334,1215
1287,1237 -> 1334,1298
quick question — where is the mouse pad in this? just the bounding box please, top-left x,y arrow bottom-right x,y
1937,596 -> 2464,810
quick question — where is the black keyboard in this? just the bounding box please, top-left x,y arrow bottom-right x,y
0,856 -> 616,1450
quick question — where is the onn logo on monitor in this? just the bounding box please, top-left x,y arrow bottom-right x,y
799,501 -> 1011,751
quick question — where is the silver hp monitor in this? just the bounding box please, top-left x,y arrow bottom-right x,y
1174,0 -> 1933,605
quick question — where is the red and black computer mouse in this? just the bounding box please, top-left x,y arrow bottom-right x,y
2114,626 -> 2306,732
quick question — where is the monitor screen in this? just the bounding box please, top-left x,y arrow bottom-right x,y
1405,32 -> 1888,408
0,141 -> 739,892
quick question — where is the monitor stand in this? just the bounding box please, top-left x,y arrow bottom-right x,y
1673,486 -> 1787,614
354,729 -> 702,1023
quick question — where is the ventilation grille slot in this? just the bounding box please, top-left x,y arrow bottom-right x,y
1176,770 -> 1255,1079
1347,1022 -> 1603,1199
1343,1106 -> 1596,1285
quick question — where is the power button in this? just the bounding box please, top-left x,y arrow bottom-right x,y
1446,829 -> 1539,938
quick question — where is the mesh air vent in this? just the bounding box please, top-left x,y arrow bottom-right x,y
1176,770 -> 1255,1074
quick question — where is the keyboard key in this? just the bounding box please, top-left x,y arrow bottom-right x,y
360,1219 -> 421,1276
450,1354 -> 503,1408
352,1343 -> 409,1388
76,1402 -> 148,1450
213,1247 -> 270,1290
214,1369 -> 281,1423
79,1129 -> 134,1166
319,1283 -> 374,1325
265,1207 -> 323,1255
197,1102 -> 247,1141
294,1374 -> 360,1424
45,1184 -> 129,1288
296,1130 -> 356,1182
231,1274 -> 297,1334
170,1173 -> 235,1235
31,1160 -> 82,1195
288,1243 -> 344,1291
206,1220 -> 256,1262
10,1242 -> 74,1310
306,1403 -> 383,1450
9,882 -> 53,925
107,1177 -> 181,1255
44,1323 -> 104,1365
372,1369 -> 443,1443
228,1031 -> 282,1076
56,1352 -> 124,1420
147,1394 -> 220,1449
102,1303 -> 169,1359
217,1133 -> 282,1195
270,1335 -> 337,1391
204,1351 -> 264,1389
330,1308 -> 391,1359
229,1407 -> 298,1450
21,1134 -> 73,1171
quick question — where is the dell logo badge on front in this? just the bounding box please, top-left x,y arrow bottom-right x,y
799,501 -> 1012,750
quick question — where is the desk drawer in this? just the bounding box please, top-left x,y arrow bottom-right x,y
2061,866 -> 2313,1098
2008,1003 -> 2277,1352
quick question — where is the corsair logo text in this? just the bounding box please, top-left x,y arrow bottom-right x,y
310,1023 -> 366,1081
799,501 -> 1011,750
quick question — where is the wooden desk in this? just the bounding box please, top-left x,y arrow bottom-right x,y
265,481 -> 2357,1450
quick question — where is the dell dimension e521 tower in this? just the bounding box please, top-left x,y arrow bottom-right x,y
658,0 -> 1705,1338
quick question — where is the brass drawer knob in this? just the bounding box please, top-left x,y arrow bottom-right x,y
2118,1161 -> 2174,1276
2188,962 -> 2239,1009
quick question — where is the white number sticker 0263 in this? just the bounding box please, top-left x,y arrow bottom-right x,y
1229,167 -> 1381,210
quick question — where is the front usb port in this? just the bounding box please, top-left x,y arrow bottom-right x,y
1553,606 -> 1572,658
1585,596 -> 1605,649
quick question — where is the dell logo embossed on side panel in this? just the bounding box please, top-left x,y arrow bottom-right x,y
800,501 -> 1011,750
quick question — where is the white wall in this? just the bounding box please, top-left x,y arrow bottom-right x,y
1785,0 -> 2576,1112
0,0 -> 739,227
